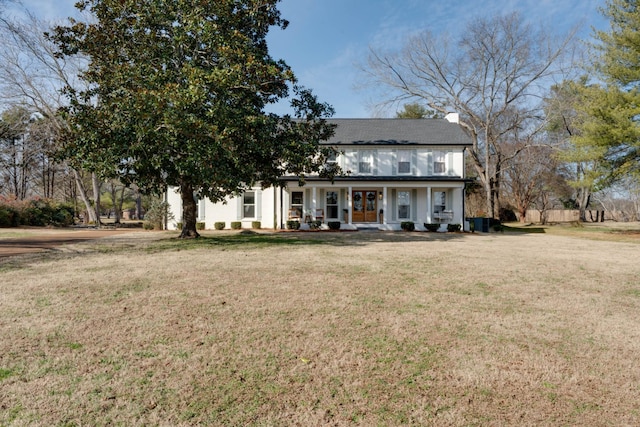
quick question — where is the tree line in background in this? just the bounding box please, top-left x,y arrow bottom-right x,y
377,0 -> 640,223
1,0 -> 639,230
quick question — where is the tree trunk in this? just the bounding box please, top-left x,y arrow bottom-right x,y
577,187 -> 590,222
109,181 -> 122,224
91,173 -> 102,226
179,181 -> 199,238
115,185 -> 125,224
73,169 -> 97,224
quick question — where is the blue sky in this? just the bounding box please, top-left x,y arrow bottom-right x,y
7,0 -> 608,117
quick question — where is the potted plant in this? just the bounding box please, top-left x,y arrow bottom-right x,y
424,223 -> 440,232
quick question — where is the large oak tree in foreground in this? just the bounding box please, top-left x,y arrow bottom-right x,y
52,0 -> 336,238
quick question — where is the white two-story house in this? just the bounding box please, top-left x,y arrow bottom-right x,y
166,114 -> 473,231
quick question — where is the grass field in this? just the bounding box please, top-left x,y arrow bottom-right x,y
1,225 -> 640,426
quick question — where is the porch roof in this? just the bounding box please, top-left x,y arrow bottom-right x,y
322,118 -> 471,146
279,175 -> 471,183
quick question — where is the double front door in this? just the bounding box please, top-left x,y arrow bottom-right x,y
352,190 -> 378,223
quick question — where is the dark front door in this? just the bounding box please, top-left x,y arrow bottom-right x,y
352,190 -> 377,222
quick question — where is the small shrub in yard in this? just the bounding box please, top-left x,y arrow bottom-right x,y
286,220 -> 300,230
230,221 -> 242,230
196,222 -> 205,230
214,222 -> 225,230
400,221 -> 415,231
424,223 -> 440,232
251,221 -> 261,229
447,223 -> 461,232
328,221 -> 341,230
143,222 -> 155,230
175,222 -> 183,230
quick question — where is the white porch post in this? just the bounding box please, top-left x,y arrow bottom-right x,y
347,185 -> 352,224
426,186 -> 432,224
382,186 -> 388,225
312,187 -> 317,219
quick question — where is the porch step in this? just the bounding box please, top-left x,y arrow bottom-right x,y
354,223 -> 381,231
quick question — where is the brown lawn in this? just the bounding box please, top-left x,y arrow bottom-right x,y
1,227 -> 639,426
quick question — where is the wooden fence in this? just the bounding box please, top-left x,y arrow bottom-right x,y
523,209 -> 618,223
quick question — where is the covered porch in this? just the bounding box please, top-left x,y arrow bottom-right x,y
279,180 -> 466,231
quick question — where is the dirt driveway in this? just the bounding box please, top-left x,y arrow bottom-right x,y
0,228 -> 146,258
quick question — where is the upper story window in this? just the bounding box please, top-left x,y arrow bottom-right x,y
326,151 -> 337,165
358,150 -> 373,174
397,150 -> 411,174
325,151 -> 338,174
434,151 -> 446,174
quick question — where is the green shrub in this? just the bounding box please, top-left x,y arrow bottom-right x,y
424,223 -> 440,232
0,198 -> 75,227
196,222 -> 205,230
286,220 -> 300,230
143,221 -> 155,230
214,222 -> 225,230
327,221 -> 341,230
230,221 -> 242,230
309,220 -> 321,230
400,221 -> 415,231
251,221 -> 261,229
52,205 -> 75,226
0,207 -> 15,227
175,222 -> 183,230
447,223 -> 461,232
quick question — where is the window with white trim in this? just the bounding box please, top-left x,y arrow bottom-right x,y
243,191 -> 255,218
433,191 -> 446,213
358,150 -> 373,174
326,151 -> 337,165
397,150 -> 411,174
326,191 -> 338,219
434,151 -> 446,174
397,191 -> 411,219
290,191 -> 303,218
196,197 -> 205,221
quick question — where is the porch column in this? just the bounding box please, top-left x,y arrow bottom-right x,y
382,186 -> 388,225
347,185 -> 352,224
312,187 -> 317,219
426,186 -> 432,224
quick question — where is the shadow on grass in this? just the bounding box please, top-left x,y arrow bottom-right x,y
501,224 -> 546,234
0,229 -> 470,270
145,229 -> 470,253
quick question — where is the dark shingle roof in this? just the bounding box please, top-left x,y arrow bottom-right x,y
322,118 -> 471,146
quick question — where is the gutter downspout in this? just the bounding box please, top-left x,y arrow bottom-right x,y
280,185 -> 284,230
462,147 -> 467,230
